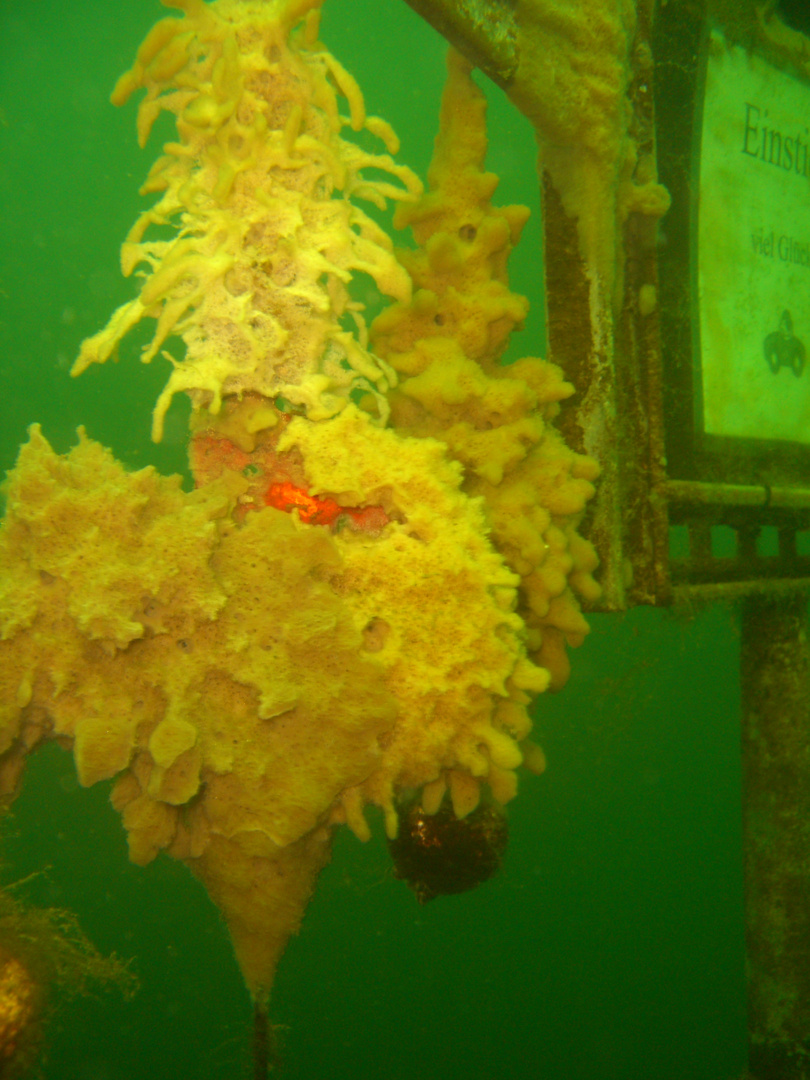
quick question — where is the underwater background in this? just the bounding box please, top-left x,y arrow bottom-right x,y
0,1 -> 749,1077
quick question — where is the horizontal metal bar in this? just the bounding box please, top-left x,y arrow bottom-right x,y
664,479 -> 810,513
673,577 -> 810,607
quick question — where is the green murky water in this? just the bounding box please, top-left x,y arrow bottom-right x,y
0,2 -> 747,1077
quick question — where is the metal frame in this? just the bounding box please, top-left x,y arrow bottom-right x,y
405,0 -> 810,611
402,3 -> 810,1076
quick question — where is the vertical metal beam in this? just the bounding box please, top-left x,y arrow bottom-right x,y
542,0 -> 670,613
542,176 -> 627,612
740,591 -> 810,1079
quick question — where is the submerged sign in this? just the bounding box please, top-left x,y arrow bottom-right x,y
699,31 -> 810,445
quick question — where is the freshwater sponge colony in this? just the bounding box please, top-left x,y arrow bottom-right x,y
372,51 -> 600,692
73,0 -> 420,439
0,0 -> 598,1004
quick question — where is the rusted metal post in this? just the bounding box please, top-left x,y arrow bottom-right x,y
740,591 -> 810,1079
400,0 -> 518,86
